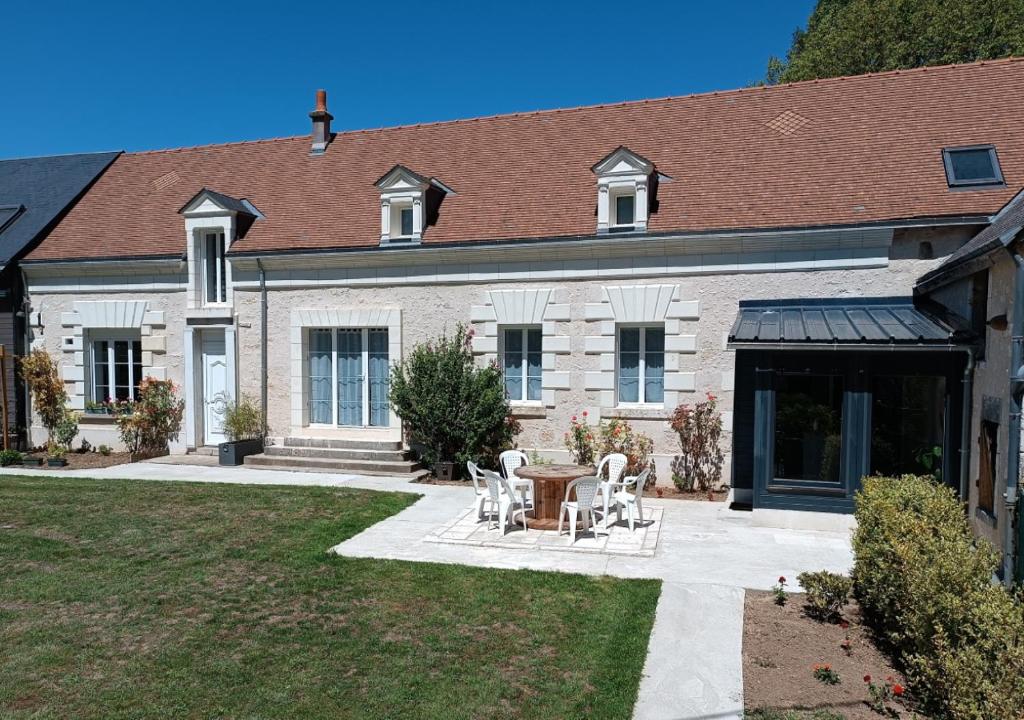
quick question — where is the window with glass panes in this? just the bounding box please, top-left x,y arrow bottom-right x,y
502,327 -> 542,402
203,230 -> 227,304
307,328 -> 390,427
617,326 -> 664,404
90,336 -> 143,403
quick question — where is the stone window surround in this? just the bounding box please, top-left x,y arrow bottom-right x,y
583,284 -> 698,414
290,308 -> 403,432
59,300 -> 167,411
593,147 -> 653,234
470,289 -> 572,409
184,213 -> 236,311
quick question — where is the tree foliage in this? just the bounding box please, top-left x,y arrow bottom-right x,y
766,0 -> 1024,84
389,324 -> 517,472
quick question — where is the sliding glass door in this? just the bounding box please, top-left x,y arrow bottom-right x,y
308,328 -> 390,427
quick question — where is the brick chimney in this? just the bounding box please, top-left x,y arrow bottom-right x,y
309,89 -> 333,155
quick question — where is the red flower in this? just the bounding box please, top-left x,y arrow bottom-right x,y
840,621 -> 849,629
892,684 -> 905,696
778,576 -> 786,583
582,410 -> 588,417
863,675 -> 872,683
571,416 -> 577,422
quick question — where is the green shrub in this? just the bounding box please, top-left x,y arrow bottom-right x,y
853,474 -> 1024,720
0,449 -> 23,466
51,410 -> 79,452
389,324 -> 517,471
97,444 -> 112,457
223,395 -> 265,441
797,570 -> 852,622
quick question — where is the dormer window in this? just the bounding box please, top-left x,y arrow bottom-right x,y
375,164 -> 453,245
943,145 -> 1004,188
178,188 -> 258,311
592,146 -> 656,234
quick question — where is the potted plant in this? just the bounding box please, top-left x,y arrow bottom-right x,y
46,445 -> 67,467
219,395 -> 265,466
21,454 -> 43,467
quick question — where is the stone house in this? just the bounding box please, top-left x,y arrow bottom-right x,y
18,59 -> 1024,577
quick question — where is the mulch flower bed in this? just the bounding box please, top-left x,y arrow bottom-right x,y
651,486 -> 728,502
743,589 -> 921,719
19,451 -> 132,470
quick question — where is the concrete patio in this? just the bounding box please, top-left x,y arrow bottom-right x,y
0,461 -> 855,720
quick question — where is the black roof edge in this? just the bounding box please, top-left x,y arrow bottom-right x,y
737,296 -> 913,309
915,187 -> 1024,292
22,253 -> 180,266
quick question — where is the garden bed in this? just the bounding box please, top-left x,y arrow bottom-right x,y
18,450 -> 132,470
743,590 -> 917,719
651,486 -> 728,502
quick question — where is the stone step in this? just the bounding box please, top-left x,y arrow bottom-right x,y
244,453 -> 426,478
189,446 -> 219,457
281,436 -> 403,452
264,445 -> 411,462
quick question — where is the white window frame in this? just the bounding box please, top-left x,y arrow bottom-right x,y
500,325 -> 543,404
202,230 -> 228,305
307,327 -> 389,428
87,330 -> 143,404
616,324 -> 665,407
610,188 -> 637,229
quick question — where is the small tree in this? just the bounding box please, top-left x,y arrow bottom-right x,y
20,349 -> 67,440
670,393 -> 725,492
389,324 -> 516,472
116,378 -> 184,455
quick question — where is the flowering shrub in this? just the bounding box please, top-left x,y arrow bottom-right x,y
772,575 -> 788,606
115,378 -> 184,455
669,393 -> 724,491
812,664 -> 840,685
564,411 -> 596,465
598,418 -> 654,476
864,674 -> 904,716
389,324 -> 516,472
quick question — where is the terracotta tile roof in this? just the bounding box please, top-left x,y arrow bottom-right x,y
29,58 -> 1024,262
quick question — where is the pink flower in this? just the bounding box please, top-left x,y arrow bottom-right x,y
571,416 -> 577,422
582,410 -> 588,417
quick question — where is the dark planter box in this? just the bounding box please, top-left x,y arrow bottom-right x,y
20,457 -> 43,467
219,438 -> 264,466
47,458 -> 67,468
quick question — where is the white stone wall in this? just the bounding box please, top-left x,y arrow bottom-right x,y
231,233 -> 952,484
28,292 -> 186,451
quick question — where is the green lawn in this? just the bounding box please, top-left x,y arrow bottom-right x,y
0,476 -> 660,719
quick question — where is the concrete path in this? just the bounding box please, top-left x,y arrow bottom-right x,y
1,462 -> 854,720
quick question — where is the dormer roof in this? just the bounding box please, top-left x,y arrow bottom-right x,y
591,146 -> 655,176
178,188 -> 256,217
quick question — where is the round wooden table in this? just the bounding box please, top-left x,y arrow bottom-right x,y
514,464 -> 597,530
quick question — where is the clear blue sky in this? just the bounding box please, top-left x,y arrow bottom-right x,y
0,0 -> 815,159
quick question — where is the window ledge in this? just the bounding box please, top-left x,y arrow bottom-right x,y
510,403 -> 546,419
606,406 -> 670,420
80,414 -> 117,425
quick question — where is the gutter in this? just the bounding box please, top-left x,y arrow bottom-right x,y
960,348 -> 976,503
726,342 -> 969,352
1005,248 -> 1024,585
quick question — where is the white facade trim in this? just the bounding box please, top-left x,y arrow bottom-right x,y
289,307 -> 403,435
593,147 -> 654,233
470,288 -> 571,409
584,284 -> 698,417
59,300 -> 167,411
376,166 -> 430,245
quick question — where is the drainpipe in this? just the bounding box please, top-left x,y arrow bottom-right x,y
1004,249 -> 1024,585
959,347 -> 975,504
256,259 -> 268,434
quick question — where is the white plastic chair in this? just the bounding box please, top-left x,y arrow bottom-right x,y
499,449 -> 533,507
557,475 -> 602,543
610,468 -> 651,532
594,453 -> 628,530
482,469 -> 527,535
466,460 -> 494,521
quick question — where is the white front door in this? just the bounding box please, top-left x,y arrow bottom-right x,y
202,331 -> 229,446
